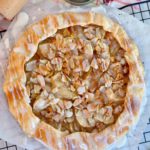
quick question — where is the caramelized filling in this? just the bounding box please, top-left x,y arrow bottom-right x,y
25,25 -> 129,133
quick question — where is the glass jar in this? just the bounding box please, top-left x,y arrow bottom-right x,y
65,0 -> 94,5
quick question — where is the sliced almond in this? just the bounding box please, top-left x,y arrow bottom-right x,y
84,43 -> 93,59
51,57 -> 62,71
75,110 -> 90,128
53,114 -> 62,122
37,75 -> 45,88
37,64 -> 50,76
64,101 -> 72,109
30,77 -> 38,84
34,85 -> 41,94
87,103 -> 97,112
50,98 -> 60,105
82,59 -> 90,72
91,58 -> 98,69
83,109 -> 90,119
69,58 -> 75,69
88,117 -> 96,127
41,90 -> 49,98
114,105 -> 123,114
70,85 -> 76,92
66,117 -> 74,123
65,110 -> 73,118
77,86 -> 86,95
120,58 -> 126,65
33,98 -> 50,112
85,92 -> 95,101
73,97 -> 83,107
95,106 -> 114,124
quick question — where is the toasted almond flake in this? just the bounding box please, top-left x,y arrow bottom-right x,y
115,55 -> 121,61
85,92 -> 95,101
30,77 -> 38,84
61,74 -> 68,83
84,43 -> 93,58
74,68 -> 81,72
120,58 -> 126,65
103,73 -> 113,88
52,87 -> 58,93
99,86 -> 105,93
55,105 -> 61,113
100,59 -> 110,72
65,110 -> 73,118
91,37 -> 98,45
77,86 -> 86,95
34,85 -> 41,93
95,106 -> 114,124
33,98 -> 49,112
73,98 -> 83,107
48,93 -> 55,100
41,90 -> 49,97
123,66 -> 128,74
45,85 -> 51,93
37,75 -> 45,88
64,101 -> 72,109
48,50 -> 55,60
82,59 -> 90,72
117,88 -> 126,97
91,58 -> 98,69
40,59 -> 48,64
69,58 -> 75,69
37,64 -> 50,76
50,98 -> 60,105
88,117 -> 96,127
51,57 -> 62,71
70,85 -> 76,92
87,103 -> 97,112
83,109 -> 90,118
96,28 -> 103,39
110,57 -> 115,62
60,110 -> 65,116
114,105 -> 122,114
84,32 -> 94,39
58,100 -> 65,109
53,114 -> 61,122
69,43 -> 76,50
101,52 -> 109,59
66,117 -> 74,123
75,110 -> 90,127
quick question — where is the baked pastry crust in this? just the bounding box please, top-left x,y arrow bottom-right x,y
3,12 -> 145,149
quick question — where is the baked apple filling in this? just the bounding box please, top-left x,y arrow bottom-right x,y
25,25 -> 129,133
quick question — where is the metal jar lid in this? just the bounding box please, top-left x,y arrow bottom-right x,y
65,0 -> 93,6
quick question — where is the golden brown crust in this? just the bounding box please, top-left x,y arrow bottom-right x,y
3,12 -> 145,149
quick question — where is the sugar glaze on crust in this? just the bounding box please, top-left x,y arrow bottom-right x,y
3,12 -> 145,150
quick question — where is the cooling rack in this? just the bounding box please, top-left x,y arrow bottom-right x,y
120,0 -> 150,23
0,0 -> 150,150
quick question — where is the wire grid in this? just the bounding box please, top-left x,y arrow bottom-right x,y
0,1 -> 150,150
120,0 -> 150,23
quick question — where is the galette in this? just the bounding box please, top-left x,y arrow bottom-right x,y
3,12 -> 145,150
